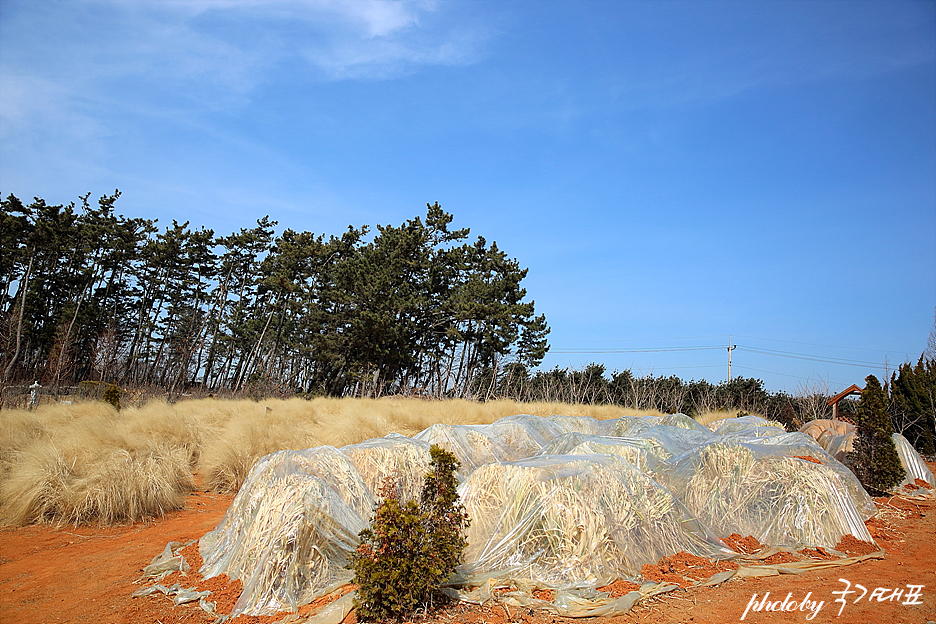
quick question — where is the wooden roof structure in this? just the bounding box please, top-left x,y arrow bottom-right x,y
827,383 -> 862,419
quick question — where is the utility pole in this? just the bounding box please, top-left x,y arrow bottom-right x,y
727,335 -> 737,382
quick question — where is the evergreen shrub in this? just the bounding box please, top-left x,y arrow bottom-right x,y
847,375 -> 904,495
102,383 -> 121,411
352,445 -> 469,621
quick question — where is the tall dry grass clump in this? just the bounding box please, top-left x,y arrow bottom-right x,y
0,409 -> 48,479
0,403 -> 194,526
197,399 -> 323,493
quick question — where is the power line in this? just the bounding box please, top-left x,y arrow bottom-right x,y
732,364 -> 851,388
557,335 -> 725,344
731,334 -> 906,356
737,346 -> 888,368
549,346 -> 723,354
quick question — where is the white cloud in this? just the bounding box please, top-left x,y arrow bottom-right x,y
102,0 -> 472,81
0,0 -> 485,194
158,0 -> 430,38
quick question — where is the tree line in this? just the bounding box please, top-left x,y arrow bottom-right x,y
481,356 -> 936,456
3,191 -> 933,457
1,193 -> 549,399
478,362 -> 812,426
889,355 -> 936,456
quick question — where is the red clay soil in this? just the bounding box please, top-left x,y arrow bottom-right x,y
2,467 -> 936,624
797,547 -> 837,561
640,552 -> 739,588
724,533 -> 764,554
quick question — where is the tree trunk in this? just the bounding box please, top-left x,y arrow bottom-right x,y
3,251 -> 34,383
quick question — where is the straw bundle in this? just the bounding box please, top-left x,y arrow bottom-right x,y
458,455 -> 728,587
341,436 -> 432,502
414,424 -> 511,478
199,451 -> 365,616
673,443 -> 873,548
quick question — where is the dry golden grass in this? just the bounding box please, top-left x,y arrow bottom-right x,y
0,403 -> 193,526
0,396 -> 651,525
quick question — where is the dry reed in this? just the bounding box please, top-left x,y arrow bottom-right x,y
0,404 -> 193,526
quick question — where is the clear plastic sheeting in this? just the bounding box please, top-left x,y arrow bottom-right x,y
707,415 -> 773,433
414,423 -> 513,477
199,450 -> 367,616
142,540 -> 190,579
458,454 -> 733,588
492,414 -> 566,453
720,425 -> 800,441
596,415 -> 663,437
709,416 -> 786,438
340,435 -> 431,503
740,433 -> 876,519
537,433 -> 664,473
546,414 -> 603,435
634,425 -> 716,460
191,412 -> 881,618
652,441 -> 874,548
892,432 -> 936,494
659,412 -> 713,433
446,578 -> 681,619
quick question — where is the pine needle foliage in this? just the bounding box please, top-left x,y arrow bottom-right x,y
850,375 -> 904,494
352,445 -> 469,622
102,384 -> 121,411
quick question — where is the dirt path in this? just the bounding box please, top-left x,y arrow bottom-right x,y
2,482 -> 934,624
0,488 -> 230,624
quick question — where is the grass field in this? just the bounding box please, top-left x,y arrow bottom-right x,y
0,397 -> 739,527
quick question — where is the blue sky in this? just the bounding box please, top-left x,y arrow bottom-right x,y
2,0 -> 934,394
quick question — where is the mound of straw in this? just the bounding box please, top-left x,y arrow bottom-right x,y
199,455 -> 364,617
458,454 -> 729,587
663,442 -> 873,548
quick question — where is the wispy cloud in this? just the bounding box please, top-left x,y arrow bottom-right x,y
104,0 -> 482,83
0,0 -> 486,196
1,0 -> 484,115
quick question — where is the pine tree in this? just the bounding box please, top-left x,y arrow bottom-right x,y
852,375 -> 904,494
890,357 -> 936,456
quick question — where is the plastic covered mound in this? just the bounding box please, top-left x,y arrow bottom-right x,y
537,433 -> 664,473
892,432 -> 936,494
199,450 -> 366,616
799,419 -> 856,460
707,414 -> 769,431
596,415 -> 662,437
709,416 -> 787,439
546,413 -> 603,435
414,423 -> 513,477
458,454 -> 732,587
192,412 -> 881,617
659,412 -> 713,433
414,417 -> 565,478
632,424 -> 716,460
740,433 -> 876,520
652,441 -> 874,548
491,414 -> 566,454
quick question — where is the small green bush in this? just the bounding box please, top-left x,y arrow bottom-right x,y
352,445 -> 469,621
102,384 -> 121,411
